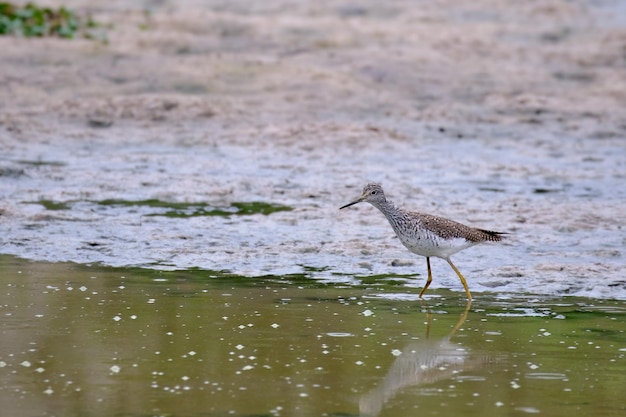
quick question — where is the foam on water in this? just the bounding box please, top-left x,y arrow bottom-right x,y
1,123 -> 624,300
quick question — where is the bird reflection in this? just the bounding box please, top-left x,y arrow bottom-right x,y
359,301 -> 494,416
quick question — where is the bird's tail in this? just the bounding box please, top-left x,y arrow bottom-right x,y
476,229 -> 508,242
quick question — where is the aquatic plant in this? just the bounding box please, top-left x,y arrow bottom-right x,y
0,2 -> 105,40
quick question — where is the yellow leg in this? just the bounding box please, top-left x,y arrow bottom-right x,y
418,257 -> 433,298
446,258 -> 472,300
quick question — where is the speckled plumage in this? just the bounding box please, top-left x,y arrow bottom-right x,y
340,183 -> 506,300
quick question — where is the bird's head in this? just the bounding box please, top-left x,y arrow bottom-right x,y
340,183 -> 387,209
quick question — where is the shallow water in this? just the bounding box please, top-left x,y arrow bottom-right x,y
1,255 -> 624,417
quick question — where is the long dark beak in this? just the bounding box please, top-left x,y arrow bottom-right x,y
339,199 -> 362,210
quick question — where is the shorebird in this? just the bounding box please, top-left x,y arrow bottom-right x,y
340,183 -> 506,300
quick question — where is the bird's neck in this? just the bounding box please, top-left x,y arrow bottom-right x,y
372,199 -> 403,218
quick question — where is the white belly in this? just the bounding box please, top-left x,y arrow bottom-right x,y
398,234 -> 476,259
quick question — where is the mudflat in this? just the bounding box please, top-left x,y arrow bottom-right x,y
1,0 -> 625,298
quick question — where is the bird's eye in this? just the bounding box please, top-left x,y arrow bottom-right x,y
371,190 -> 377,195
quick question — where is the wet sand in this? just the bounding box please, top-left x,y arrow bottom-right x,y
1,0 -> 625,298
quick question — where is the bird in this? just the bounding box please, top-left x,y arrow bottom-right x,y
339,183 -> 506,300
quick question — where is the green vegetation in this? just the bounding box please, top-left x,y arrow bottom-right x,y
96,199 -> 293,217
0,2 -> 105,40
36,200 -> 71,211
26,199 -> 293,217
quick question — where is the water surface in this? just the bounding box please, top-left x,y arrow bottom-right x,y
1,255 -> 624,417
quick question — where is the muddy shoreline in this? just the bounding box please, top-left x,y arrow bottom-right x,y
1,0 -> 625,299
